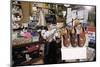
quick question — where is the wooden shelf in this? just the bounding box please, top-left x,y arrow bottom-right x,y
12,41 -> 45,48
12,3 -> 22,6
36,6 -> 55,10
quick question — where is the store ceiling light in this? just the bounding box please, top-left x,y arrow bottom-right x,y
84,6 -> 92,10
64,4 -> 70,7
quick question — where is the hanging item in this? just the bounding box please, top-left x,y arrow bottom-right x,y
37,8 -> 46,26
12,4 -> 23,22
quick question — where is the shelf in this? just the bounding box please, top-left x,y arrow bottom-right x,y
12,40 -> 45,48
36,6 -> 55,10
12,3 -> 22,6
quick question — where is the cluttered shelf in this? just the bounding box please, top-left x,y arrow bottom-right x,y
12,39 -> 45,47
